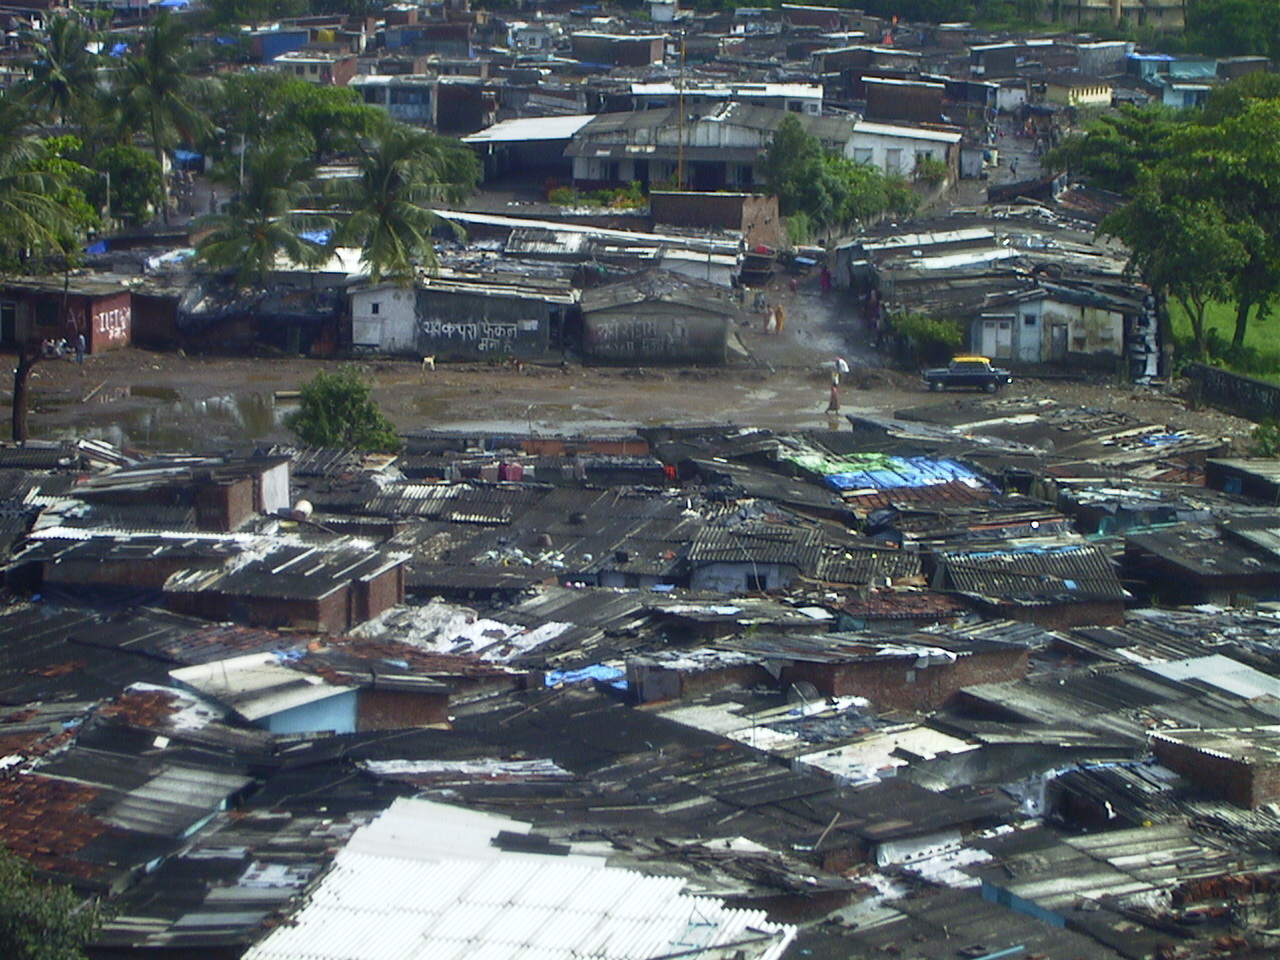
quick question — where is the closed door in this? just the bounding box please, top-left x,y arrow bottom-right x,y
1050,324 -> 1067,362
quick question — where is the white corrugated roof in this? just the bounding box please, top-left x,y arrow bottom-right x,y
853,119 -> 963,143
243,798 -> 796,960
462,115 -> 596,144
170,653 -> 356,722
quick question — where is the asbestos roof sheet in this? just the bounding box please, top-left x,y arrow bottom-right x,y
98,764 -> 254,838
688,523 -> 824,570
1143,654 -> 1280,701
817,543 -> 922,584
242,797 -> 796,960
937,538 -> 1127,604
1126,523 -> 1280,580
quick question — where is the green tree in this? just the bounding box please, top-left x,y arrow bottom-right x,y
1203,70 -> 1280,123
1185,0 -> 1280,61
1161,98 -> 1280,346
17,14 -> 101,130
199,0 -> 307,29
1100,177 -> 1247,353
83,144 -> 163,227
285,367 -> 402,452
0,847 -> 100,960
1040,104 -> 1185,194
761,114 -> 917,237
116,12 -> 219,218
206,76 -> 389,168
195,140 -> 329,286
329,124 -> 477,284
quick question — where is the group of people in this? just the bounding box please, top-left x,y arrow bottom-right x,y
41,332 -> 86,364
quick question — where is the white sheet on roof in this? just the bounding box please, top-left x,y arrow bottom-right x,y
243,797 -> 796,960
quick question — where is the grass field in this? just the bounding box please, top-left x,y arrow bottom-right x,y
1168,300 -> 1280,377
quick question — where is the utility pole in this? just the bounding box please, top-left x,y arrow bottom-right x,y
676,31 -> 685,191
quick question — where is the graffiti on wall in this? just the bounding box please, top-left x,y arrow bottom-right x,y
421,318 -> 539,354
586,318 -> 692,358
94,303 -> 130,344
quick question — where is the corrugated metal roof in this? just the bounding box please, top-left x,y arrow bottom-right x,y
462,114 -> 595,144
101,764 -> 253,837
243,798 -> 795,960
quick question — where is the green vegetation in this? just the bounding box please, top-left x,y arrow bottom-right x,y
913,156 -> 949,185
1043,76 -> 1280,375
0,846 -> 101,960
1249,420 -> 1280,457
1168,299 -> 1280,378
286,367 -> 402,452
547,181 -> 646,209
759,114 -> 916,243
890,312 -> 963,364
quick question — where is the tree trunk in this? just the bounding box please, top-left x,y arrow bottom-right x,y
1233,297 -> 1253,348
12,344 -> 40,444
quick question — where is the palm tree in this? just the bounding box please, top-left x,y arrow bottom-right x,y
0,95 -> 81,268
328,125 -> 478,285
0,94 -> 87,442
195,141 -> 329,286
115,12 -> 218,219
17,14 -> 101,130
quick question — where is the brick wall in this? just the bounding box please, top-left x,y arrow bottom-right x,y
1151,735 -> 1279,809
358,688 -> 450,730
356,564 -> 404,625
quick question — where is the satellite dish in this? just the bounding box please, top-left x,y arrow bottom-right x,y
786,681 -> 821,707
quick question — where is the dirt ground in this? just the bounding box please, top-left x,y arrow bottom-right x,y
10,275 -> 1259,455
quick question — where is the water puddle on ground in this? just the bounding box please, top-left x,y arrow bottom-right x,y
6,389 -> 289,449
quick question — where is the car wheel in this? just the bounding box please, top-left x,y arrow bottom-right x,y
984,381 -> 997,393
930,381 -> 942,392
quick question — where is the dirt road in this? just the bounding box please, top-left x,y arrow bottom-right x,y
8,278 -> 1258,455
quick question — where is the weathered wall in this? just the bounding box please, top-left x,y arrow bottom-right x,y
690,560 -> 793,593
357,564 -> 404,624
418,288 -> 551,360
582,302 -> 729,364
1187,362 -> 1280,423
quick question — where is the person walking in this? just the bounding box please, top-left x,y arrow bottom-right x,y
75,331 -> 85,367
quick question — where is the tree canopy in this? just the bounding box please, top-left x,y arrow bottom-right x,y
0,847 -> 101,960
285,367 -> 402,452
759,114 -> 916,242
1043,77 -> 1280,351
328,125 -> 479,284
196,141 -> 330,285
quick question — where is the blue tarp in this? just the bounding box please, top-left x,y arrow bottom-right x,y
109,42 -> 129,57
824,456 -> 989,493
299,229 -> 334,245
544,665 -> 626,690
